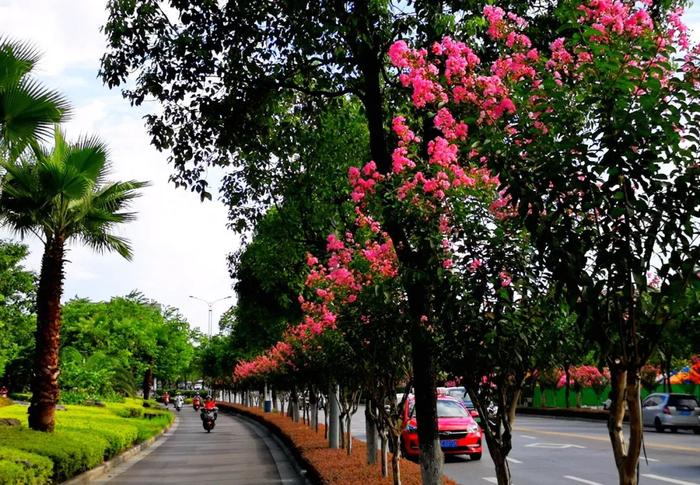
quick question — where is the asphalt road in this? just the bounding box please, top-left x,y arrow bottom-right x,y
325,405 -> 700,485
102,405 -> 305,484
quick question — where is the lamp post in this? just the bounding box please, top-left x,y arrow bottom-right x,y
188,295 -> 232,337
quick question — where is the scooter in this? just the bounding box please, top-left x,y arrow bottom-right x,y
193,396 -> 201,411
174,399 -> 182,412
201,408 -> 217,432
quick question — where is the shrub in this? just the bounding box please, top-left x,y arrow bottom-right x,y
0,399 -> 172,482
0,427 -> 108,481
0,446 -> 53,485
0,397 -> 12,408
8,392 -> 31,402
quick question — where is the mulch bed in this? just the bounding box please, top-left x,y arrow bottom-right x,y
217,402 -> 457,485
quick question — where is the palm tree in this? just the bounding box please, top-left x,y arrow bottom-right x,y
0,129 -> 147,431
0,38 -> 69,158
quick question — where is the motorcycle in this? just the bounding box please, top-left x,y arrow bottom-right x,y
174,398 -> 183,412
201,407 -> 217,432
193,396 -> 201,411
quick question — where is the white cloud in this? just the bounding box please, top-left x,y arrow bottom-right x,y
0,0 -> 240,332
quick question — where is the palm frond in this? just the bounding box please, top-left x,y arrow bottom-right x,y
64,134 -> 109,184
78,231 -> 134,260
0,39 -> 70,158
0,37 -> 40,88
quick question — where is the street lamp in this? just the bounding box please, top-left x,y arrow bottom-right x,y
188,295 -> 232,337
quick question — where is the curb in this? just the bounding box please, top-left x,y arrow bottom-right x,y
61,414 -> 178,485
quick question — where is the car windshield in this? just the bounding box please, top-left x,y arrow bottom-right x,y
447,390 -> 473,406
437,399 -> 469,418
668,395 -> 698,409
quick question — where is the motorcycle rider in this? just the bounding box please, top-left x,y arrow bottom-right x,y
193,392 -> 202,410
174,392 -> 184,410
201,394 -> 218,420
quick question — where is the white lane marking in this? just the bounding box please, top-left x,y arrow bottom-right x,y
520,434 -> 536,439
563,475 -> 604,485
641,474 -> 700,485
644,457 -> 660,462
506,457 -> 523,464
525,442 -> 585,449
483,478 -> 498,483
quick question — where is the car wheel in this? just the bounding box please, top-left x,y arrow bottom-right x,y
693,428 -> 700,435
654,418 -> 664,433
471,453 -> 482,461
670,427 -> 678,433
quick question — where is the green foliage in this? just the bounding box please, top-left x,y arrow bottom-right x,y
0,446 -> 53,485
60,293 -> 196,397
0,399 -> 172,482
0,240 -> 35,387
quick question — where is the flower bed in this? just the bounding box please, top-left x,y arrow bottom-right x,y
218,402 -> 457,485
0,398 -> 173,483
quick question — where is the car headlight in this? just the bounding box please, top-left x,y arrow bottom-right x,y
467,424 -> 479,434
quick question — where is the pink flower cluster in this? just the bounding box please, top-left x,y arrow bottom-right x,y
577,0 -> 654,41
557,365 -> 611,390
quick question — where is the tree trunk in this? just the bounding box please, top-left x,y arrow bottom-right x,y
608,366 -> 642,485
389,429 -> 402,485
142,367 -> 153,400
345,414 -> 353,455
339,412 -> 346,449
507,388 -> 521,425
366,400 -> 378,464
28,237 -> 66,432
329,384 -> 340,448
381,432 -> 389,478
490,446 -> 512,485
411,330 -> 443,485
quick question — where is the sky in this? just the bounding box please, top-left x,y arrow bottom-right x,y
0,0 -> 241,334
1,1 -> 700,333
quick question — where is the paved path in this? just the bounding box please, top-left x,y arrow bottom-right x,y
104,406 -> 305,484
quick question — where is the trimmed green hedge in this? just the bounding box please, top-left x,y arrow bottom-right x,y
0,399 -> 173,483
0,447 -> 53,485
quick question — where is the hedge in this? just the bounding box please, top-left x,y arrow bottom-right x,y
0,447 -> 53,485
0,398 -> 173,483
218,403 -> 457,485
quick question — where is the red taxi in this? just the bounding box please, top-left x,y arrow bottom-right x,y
401,394 -> 482,460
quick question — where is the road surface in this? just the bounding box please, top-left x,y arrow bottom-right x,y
323,405 -> 700,485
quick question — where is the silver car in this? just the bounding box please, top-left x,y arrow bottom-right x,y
642,393 -> 700,434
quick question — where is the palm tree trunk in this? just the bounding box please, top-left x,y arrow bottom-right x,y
28,236 -> 65,432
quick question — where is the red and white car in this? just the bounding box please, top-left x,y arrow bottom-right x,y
401,394 -> 482,460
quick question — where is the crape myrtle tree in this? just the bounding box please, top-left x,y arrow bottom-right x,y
228,98 -> 368,360
387,2 -> 700,484
100,2 -> 568,481
436,203 -> 573,483
235,227 -> 412,484
0,131 -> 146,431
